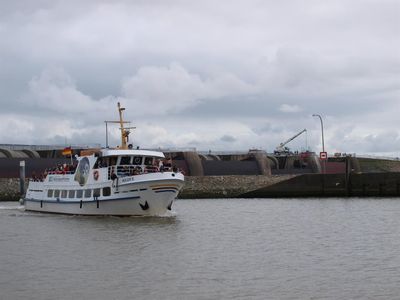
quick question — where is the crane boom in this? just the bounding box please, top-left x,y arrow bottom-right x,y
275,129 -> 307,152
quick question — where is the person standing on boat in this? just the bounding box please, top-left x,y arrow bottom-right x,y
159,160 -> 164,172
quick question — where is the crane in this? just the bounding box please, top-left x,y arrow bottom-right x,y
275,129 -> 307,154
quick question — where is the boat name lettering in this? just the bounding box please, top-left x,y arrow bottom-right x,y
49,176 -> 71,183
121,177 -> 134,183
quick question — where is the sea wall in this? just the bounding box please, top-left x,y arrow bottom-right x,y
242,172 -> 400,198
0,178 -> 27,201
179,175 -> 296,198
0,175 -> 296,201
2,173 -> 400,201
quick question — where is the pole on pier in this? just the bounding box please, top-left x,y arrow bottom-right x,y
105,121 -> 109,148
345,156 -> 351,197
19,160 -> 25,196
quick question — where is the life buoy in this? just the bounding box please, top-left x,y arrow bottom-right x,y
93,170 -> 99,181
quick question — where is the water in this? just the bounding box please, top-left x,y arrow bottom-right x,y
2,198 -> 400,300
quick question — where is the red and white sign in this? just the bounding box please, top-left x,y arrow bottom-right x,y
320,152 -> 328,160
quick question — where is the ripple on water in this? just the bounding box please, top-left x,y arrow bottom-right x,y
1,198 -> 400,300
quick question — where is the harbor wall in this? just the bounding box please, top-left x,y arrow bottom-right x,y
179,175 -> 296,198
0,175 -> 297,201
0,158 -> 70,178
2,173 -> 400,201
242,172 -> 400,198
181,173 -> 400,198
0,178 -> 28,201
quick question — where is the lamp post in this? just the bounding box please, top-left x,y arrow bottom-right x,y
104,121 -> 109,148
313,114 -> 326,175
312,114 -> 325,153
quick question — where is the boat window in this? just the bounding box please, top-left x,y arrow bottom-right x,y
61,190 -> 68,198
84,189 -> 92,198
133,156 -> 142,165
120,156 -> 131,165
93,160 -> 98,169
93,188 -> 101,197
76,190 -> 83,198
54,190 -> 60,198
110,157 -> 118,166
103,158 -> 110,167
68,190 -> 75,198
94,158 -> 104,169
144,157 -> 153,165
47,190 -> 53,198
103,187 -> 111,196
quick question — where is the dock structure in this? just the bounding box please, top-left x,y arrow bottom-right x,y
1,144 -> 400,200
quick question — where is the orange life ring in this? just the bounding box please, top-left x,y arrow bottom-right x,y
93,170 -> 99,181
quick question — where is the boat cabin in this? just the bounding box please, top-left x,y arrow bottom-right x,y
93,149 -> 167,178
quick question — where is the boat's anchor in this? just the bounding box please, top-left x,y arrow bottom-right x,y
139,201 -> 149,210
167,201 -> 173,211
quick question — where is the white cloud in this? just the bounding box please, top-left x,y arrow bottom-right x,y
279,104 -> 303,113
0,1 -> 399,155
121,63 -> 256,114
24,68 -> 93,113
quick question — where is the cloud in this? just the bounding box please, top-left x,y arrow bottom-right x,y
18,67 -> 120,126
220,135 -> 236,143
121,63 -> 256,114
279,104 -> 303,113
23,68 -> 93,113
0,1 -> 399,155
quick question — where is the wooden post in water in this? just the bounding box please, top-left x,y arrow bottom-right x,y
19,160 -> 25,196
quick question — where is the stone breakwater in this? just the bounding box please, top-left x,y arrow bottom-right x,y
3,173 -> 400,201
0,175 -> 296,201
0,178 -> 28,201
178,175 -> 296,199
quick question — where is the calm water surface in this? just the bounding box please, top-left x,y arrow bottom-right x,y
1,198 -> 400,300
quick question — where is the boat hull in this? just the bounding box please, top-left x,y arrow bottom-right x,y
24,196 -> 173,216
24,173 -> 184,216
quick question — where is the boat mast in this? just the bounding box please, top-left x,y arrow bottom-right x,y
117,102 -> 129,149
104,103 -> 134,149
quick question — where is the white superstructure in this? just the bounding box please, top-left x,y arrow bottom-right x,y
23,103 -> 184,216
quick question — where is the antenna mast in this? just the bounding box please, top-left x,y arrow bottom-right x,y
104,103 -> 135,149
117,102 -> 133,149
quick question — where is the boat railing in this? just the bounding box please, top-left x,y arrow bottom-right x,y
47,171 -> 75,175
107,165 -> 170,180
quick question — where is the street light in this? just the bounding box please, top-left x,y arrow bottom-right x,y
312,114 -> 325,153
313,114 -> 326,174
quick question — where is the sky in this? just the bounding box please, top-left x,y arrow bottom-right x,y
0,0 -> 399,155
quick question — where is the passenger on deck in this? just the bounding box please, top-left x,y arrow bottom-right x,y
159,160 -> 164,172
164,158 -> 172,171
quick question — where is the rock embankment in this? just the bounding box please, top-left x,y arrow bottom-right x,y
0,178 -> 26,201
0,175 -> 297,201
179,175 -> 296,198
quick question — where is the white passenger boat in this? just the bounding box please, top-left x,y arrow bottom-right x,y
23,103 -> 184,216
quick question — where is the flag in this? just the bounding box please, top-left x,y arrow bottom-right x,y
62,147 -> 72,156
